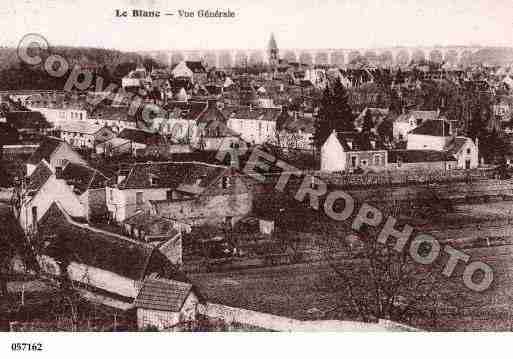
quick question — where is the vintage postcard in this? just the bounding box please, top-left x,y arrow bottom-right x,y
1,0 -> 513,351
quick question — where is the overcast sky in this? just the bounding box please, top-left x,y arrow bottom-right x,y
1,0 -> 512,51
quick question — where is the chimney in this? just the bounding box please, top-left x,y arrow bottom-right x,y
346,140 -> 353,150
55,166 -> 63,179
370,140 -> 376,149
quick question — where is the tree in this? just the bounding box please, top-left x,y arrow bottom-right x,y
319,221 -> 439,325
361,109 -> 374,133
313,78 -> 355,148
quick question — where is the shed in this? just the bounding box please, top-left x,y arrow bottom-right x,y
134,278 -> 200,330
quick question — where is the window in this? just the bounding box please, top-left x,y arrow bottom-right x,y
136,192 -> 143,208
351,156 -> 357,167
466,148 -> 471,155
167,190 -> 173,200
361,160 -> 368,166
110,188 -> 113,201
374,155 -> 381,166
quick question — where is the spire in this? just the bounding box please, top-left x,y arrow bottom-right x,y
268,33 -> 278,51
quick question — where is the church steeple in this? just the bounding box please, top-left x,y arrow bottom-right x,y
268,33 -> 279,68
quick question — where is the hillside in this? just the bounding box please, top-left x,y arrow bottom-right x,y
0,46 -> 165,91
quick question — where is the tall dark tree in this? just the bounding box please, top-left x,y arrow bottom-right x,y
313,79 -> 355,148
362,109 -> 374,133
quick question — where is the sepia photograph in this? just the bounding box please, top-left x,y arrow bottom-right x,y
1,0 -> 513,354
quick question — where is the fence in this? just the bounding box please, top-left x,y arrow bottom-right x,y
316,168 -> 497,188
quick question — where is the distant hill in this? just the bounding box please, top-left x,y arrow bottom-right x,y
471,47 -> 513,66
0,46 -> 166,91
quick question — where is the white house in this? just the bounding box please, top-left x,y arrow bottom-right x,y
445,136 -> 479,169
321,131 -> 388,172
18,160 -> 86,234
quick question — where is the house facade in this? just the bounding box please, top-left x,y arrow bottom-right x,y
106,162 -> 248,224
222,106 -> 280,145
18,161 -> 86,234
321,131 -> 388,172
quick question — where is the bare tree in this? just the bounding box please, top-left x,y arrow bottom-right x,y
318,221 -> 439,325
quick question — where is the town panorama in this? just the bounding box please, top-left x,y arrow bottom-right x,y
2,26 -> 513,334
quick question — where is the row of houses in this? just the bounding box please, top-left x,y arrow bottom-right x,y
321,119 -> 479,172
15,134 -> 261,329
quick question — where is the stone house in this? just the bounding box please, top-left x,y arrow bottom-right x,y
26,136 -> 87,176
106,161 -> 250,225
321,130 -> 388,172
150,168 -> 253,228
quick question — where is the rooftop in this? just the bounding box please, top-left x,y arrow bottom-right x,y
134,278 -> 193,312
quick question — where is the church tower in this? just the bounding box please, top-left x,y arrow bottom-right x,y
268,33 -> 279,68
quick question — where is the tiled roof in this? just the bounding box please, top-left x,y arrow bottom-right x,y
26,160 -> 53,194
5,111 -> 51,129
118,128 -> 162,145
27,136 -> 64,165
395,110 -> 439,124
123,211 -> 180,237
89,105 -> 131,122
185,61 -> 206,73
134,278 -> 193,312
445,137 -> 469,156
166,101 -> 207,120
281,114 -> 315,134
222,106 -> 281,122
409,119 -> 451,137
116,161 -> 228,192
61,162 -> 108,195
334,131 -> 385,151
388,149 -> 457,163
38,202 -> 181,282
